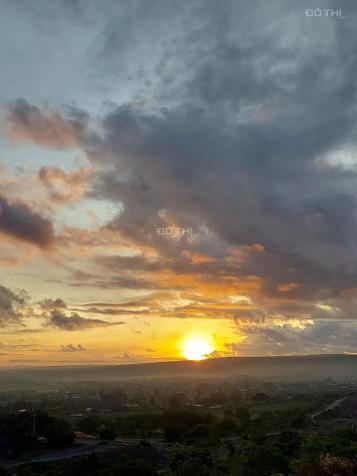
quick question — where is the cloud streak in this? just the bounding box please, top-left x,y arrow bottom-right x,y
48,309 -> 124,331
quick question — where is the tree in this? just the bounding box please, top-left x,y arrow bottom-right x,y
167,392 -> 187,411
162,410 -> 209,443
79,415 -> 101,435
185,423 -> 219,446
44,417 -> 75,449
99,421 -> 117,440
219,416 -> 236,435
252,392 -> 270,402
235,406 -> 250,431
174,457 -> 211,476
300,434 -> 326,463
243,444 -> 289,475
0,465 -> 10,476
291,454 -> 357,476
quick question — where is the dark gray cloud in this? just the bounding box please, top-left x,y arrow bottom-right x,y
7,98 -> 88,149
0,194 -> 55,248
39,298 -> 67,311
0,285 -> 28,326
82,0 -> 357,315
48,309 -> 124,331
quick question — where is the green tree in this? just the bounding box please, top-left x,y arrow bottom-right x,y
174,457 -> 211,476
44,417 -> 75,449
185,423 -> 219,446
78,415 -> 101,435
235,406 -> 250,431
99,421 -> 117,440
0,464 -> 10,476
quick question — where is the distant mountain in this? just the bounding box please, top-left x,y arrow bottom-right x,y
0,354 -> 356,390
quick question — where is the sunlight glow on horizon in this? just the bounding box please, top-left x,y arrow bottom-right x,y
182,335 -> 214,361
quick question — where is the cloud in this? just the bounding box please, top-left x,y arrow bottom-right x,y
1,0 -> 357,356
38,166 -> 93,204
229,320 -> 357,356
1,342 -> 32,349
66,0 -> 357,330
0,285 -> 28,326
48,309 -> 124,331
59,343 -> 88,352
0,194 -> 55,248
39,298 -> 67,311
6,99 -> 88,149
116,351 -> 153,363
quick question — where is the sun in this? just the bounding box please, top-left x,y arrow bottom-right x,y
182,335 -> 214,361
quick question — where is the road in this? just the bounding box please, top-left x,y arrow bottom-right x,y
310,397 -> 348,421
7,441 -> 121,467
7,437 -> 166,468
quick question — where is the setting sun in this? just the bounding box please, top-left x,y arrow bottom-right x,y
182,335 -> 214,361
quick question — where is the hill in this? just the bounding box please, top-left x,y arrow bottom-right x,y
0,354 -> 355,391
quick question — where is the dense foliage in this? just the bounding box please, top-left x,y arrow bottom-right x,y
0,382 -> 356,475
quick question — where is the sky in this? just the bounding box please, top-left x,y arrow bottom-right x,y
0,0 -> 357,367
